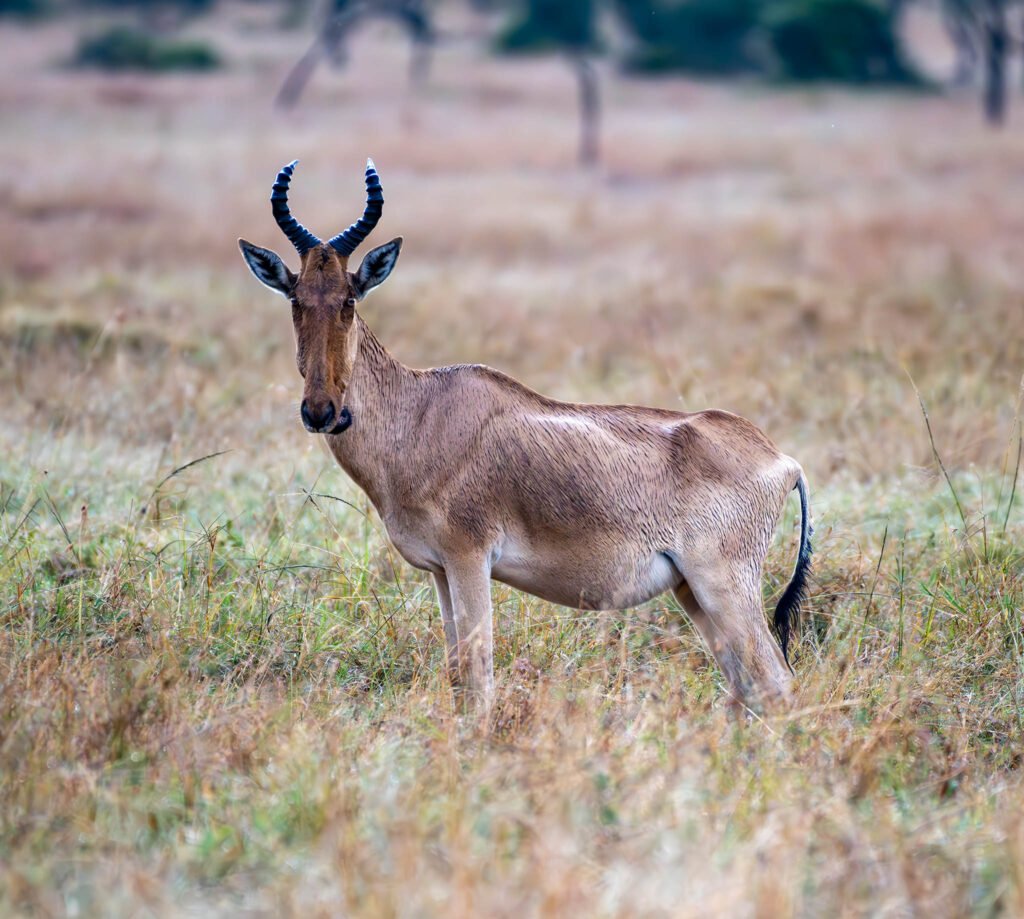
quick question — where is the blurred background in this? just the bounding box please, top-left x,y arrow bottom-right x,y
2,0 -> 1022,490
3,3 -> 1024,913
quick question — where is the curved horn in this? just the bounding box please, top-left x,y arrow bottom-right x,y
327,158 -> 384,257
271,160 -> 321,255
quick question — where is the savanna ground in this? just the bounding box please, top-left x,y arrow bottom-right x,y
1,4 -> 1023,915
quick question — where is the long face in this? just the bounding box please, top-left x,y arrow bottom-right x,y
238,160 -> 402,434
291,245 -> 360,434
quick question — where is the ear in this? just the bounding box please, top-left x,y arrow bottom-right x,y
352,237 -> 402,300
238,239 -> 295,297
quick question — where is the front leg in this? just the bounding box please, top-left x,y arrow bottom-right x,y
441,554 -> 494,714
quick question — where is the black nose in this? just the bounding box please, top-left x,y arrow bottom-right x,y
301,399 -> 335,432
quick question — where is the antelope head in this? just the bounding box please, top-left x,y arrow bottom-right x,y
239,160 -> 402,434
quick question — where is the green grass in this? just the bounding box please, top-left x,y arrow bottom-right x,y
2,432 -> 1022,915
3,5 -> 1024,913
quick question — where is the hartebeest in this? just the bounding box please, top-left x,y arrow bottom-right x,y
239,160 -> 812,711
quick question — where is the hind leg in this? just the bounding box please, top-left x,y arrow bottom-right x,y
432,571 -> 459,686
673,564 -> 791,710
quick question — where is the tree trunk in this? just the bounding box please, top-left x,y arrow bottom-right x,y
408,36 -> 432,87
572,54 -> 600,167
276,3 -> 356,107
942,1 -> 978,88
401,6 -> 434,87
276,38 -> 328,108
983,0 -> 1008,125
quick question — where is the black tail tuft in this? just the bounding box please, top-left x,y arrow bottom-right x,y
773,473 -> 812,667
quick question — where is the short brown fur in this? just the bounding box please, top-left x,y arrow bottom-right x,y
240,171 -> 811,716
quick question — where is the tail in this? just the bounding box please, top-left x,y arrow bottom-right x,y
773,471 -> 812,667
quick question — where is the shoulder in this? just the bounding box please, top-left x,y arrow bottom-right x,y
426,363 -> 550,405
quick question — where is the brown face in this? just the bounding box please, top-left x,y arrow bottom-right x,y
239,233 -> 402,433
291,245 -> 359,434
239,159 -> 402,435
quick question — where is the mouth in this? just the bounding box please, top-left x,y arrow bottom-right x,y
326,407 -> 353,435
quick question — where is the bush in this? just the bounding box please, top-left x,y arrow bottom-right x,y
614,0 -> 920,84
73,26 -> 221,71
497,0 -> 597,54
615,0 -> 760,75
763,0 -> 919,84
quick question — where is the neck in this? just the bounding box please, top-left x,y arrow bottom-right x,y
325,314 -> 422,510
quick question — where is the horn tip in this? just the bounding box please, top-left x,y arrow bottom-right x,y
366,157 -> 376,171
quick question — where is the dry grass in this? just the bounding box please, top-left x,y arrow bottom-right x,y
1,4 -> 1023,916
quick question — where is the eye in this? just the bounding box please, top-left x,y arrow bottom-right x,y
346,297 -> 357,308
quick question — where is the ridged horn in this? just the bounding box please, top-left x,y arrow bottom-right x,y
327,159 -> 384,257
271,160 -> 321,255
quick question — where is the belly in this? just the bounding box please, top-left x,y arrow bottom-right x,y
491,536 -> 681,610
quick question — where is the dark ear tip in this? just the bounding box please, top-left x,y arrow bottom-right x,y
391,236 -> 403,249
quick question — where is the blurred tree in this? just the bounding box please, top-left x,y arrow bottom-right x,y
942,0 -> 1023,124
497,0 -> 602,165
276,0 -> 435,107
614,0 -> 919,83
499,0 -> 597,49
764,0 -> 919,83
0,0 -> 51,17
897,1 -> 1023,124
937,0 -> 982,85
614,0 -> 759,75
891,0 -> 978,87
